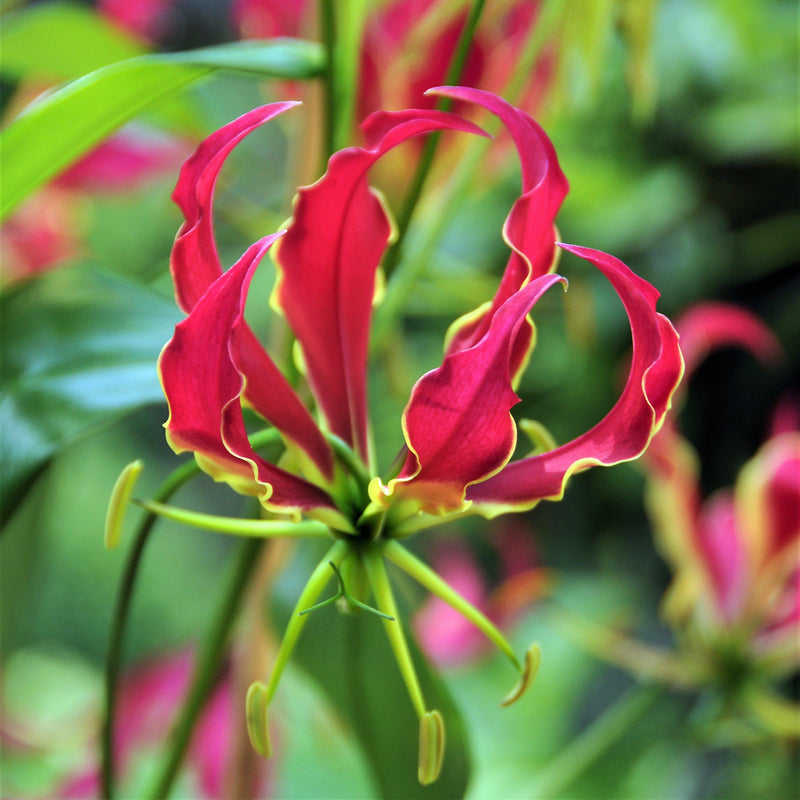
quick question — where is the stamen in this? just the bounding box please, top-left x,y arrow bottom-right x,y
418,709 -> 445,785
245,682 -> 271,757
361,545 -> 428,720
104,459 -> 144,549
383,540 -> 522,671
133,499 -> 332,539
500,642 -> 541,707
246,540 -> 348,757
298,561 -> 395,620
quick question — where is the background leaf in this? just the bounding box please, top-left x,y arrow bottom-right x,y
1,2 -> 146,81
0,38 -> 325,220
0,267 -> 180,524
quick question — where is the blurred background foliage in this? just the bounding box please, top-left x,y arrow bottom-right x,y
1,0 -> 798,798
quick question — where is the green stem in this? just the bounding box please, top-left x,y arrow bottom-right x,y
147,538 -> 264,800
320,0 -> 336,161
362,545 -> 427,719
373,0 -> 562,348
102,458 -> 199,800
381,0 -> 487,281
102,430 -> 281,798
524,684 -> 663,799
383,540 -> 520,671
263,540 -> 349,704
133,500 -> 332,539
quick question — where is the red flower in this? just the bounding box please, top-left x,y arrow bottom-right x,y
159,88 -> 682,533
148,89 -> 683,780
645,304 -> 798,672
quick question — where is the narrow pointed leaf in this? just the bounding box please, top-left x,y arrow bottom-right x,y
0,39 -> 325,220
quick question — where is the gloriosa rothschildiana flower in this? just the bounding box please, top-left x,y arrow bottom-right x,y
570,303 -> 799,741
114,87 -> 682,783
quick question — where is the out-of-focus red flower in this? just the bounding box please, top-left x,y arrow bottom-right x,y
0,127 -> 188,285
414,522 -> 550,666
54,650 -> 271,799
98,0 -> 171,42
645,304 -> 798,675
230,0 -> 552,117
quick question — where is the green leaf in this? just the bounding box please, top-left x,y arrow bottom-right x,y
273,565 -> 472,799
0,2 -> 147,81
0,38 -> 325,220
0,267 -> 180,525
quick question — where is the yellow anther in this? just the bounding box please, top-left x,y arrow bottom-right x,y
418,709 -> 445,785
245,682 -> 272,758
500,642 -> 542,707
104,459 -> 144,549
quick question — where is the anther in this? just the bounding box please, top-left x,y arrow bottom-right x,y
500,642 -> 542,707
418,709 -> 445,785
104,459 -> 144,549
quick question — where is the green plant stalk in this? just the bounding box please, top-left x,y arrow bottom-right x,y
362,545 -> 427,719
146,537 -> 264,800
384,540 -> 520,671
101,457 -> 199,800
262,540 -> 349,703
524,683 -> 663,799
381,0 -> 487,281
373,0 -> 562,347
134,500 -> 332,538
101,429 -> 282,798
319,0 -> 367,160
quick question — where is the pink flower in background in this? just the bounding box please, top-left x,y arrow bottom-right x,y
56,651 -> 270,799
415,523 -> 549,666
98,0 -> 171,42
645,304 -> 799,672
231,0 -> 552,116
0,127 -> 188,284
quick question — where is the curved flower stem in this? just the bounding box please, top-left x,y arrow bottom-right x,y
102,458 -> 198,800
133,500 -> 332,539
381,0 -> 487,281
261,540 -> 349,705
523,683 -> 663,799
147,538 -> 264,800
362,544 -> 427,719
101,430 -> 282,799
383,540 -> 520,671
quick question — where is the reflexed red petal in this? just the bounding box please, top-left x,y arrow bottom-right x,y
171,103 -> 298,313
381,273 -> 565,513
160,236 -> 337,514
170,103 -> 334,478
467,245 -> 684,515
676,302 -> 782,381
429,87 -> 568,372
273,109 -> 487,461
